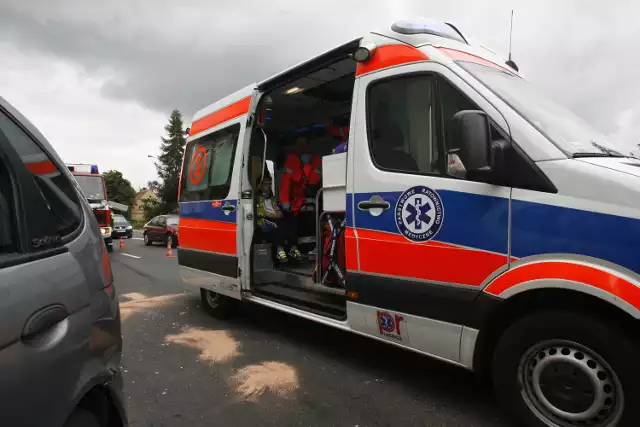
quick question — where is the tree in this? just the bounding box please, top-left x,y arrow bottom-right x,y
154,109 -> 186,213
140,198 -> 163,221
104,170 -> 137,218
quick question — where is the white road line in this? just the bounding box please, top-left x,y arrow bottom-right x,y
121,253 -> 141,259
132,237 -> 144,240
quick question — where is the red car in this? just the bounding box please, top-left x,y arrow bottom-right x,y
143,214 -> 179,247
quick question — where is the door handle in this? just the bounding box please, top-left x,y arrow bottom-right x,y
22,304 -> 68,340
222,204 -> 236,213
358,201 -> 390,210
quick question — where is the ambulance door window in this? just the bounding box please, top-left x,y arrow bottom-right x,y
368,75 -> 441,175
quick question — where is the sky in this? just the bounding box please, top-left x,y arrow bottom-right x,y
1,0 -> 639,189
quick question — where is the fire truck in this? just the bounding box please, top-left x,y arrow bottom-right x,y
66,164 -> 114,251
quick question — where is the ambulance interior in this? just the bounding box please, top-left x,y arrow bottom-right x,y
247,47 -> 357,318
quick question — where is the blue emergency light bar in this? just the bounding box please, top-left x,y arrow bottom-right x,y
66,164 -> 100,174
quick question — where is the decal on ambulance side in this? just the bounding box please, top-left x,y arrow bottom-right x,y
395,186 -> 444,242
189,146 -> 208,185
377,311 -> 405,341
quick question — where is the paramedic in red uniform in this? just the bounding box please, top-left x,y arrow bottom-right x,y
279,136 -> 322,215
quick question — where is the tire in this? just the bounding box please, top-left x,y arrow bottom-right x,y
106,243 -> 113,253
63,408 -> 101,427
492,310 -> 639,427
127,232 -> 132,239
200,288 -> 237,319
143,232 -> 152,246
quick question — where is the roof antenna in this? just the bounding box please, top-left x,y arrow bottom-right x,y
505,10 -> 519,72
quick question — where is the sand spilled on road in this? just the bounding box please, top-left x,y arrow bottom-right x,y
231,361 -> 299,401
119,292 -> 184,321
165,327 -> 240,363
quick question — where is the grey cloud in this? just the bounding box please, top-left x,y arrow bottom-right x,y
1,0 -> 639,146
0,0 -> 383,117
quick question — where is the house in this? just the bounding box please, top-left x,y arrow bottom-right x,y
130,188 -> 158,221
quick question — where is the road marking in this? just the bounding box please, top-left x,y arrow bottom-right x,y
121,253 -> 141,259
132,237 -> 144,240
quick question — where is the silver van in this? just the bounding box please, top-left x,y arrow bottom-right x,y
0,97 -> 127,427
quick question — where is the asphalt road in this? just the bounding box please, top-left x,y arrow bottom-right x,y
110,230 -> 509,427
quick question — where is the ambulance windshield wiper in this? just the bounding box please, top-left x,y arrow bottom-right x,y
572,141 -> 626,158
572,152 -> 626,158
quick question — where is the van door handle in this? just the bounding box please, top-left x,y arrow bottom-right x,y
358,201 -> 390,210
222,204 -> 236,213
22,304 -> 68,340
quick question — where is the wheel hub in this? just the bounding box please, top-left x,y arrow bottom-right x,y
205,291 -> 219,308
519,341 -> 623,427
539,361 -> 594,413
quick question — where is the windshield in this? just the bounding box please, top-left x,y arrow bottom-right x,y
458,62 -> 625,157
74,175 -> 106,201
167,216 -> 179,226
114,215 -> 128,225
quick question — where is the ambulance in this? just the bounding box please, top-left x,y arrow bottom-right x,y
178,18 -> 639,427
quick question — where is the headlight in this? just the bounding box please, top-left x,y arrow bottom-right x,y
101,227 -> 112,235
126,225 -> 133,230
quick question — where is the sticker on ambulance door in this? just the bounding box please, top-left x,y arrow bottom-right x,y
395,185 -> 444,242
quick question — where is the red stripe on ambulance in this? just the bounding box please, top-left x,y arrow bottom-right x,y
356,229 -> 508,286
189,96 -> 252,136
178,218 -> 237,255
485,261 -> 640,310
355,45 -> 429,76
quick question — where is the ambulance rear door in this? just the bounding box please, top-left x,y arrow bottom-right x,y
178,84 -> 256,300
237,88 -> 266,291
347,61 -> 511,363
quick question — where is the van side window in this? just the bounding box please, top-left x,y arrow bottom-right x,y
180,124 -> 241,202
0,158 -> 16,254
0,111 -> 82,250
367,75 -> 440,175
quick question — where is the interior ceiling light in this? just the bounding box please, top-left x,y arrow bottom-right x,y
284,87 -> 304,95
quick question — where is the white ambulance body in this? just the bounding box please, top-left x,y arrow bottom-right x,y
178,18 -> 639,427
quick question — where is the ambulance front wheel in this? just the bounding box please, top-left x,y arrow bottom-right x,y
105,239 -> 113,253
492,310 -> 638,427
200,288 -> 237,319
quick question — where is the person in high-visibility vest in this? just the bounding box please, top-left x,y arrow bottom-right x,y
257,174 -> 302,262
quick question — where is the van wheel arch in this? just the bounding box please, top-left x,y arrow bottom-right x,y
473,287 -> 639,380
70,385 -> 124,427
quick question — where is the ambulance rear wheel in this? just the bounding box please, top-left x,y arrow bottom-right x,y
200,288 -> 236,319
492,311 -> 638,427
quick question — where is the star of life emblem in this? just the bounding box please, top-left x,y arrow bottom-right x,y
395,186 -> 444,242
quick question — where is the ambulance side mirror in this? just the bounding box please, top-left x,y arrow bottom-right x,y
451,110 -> 493,180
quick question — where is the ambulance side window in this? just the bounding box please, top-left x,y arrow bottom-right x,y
180,124 -> 241,202
368,75 -> 441,175
437,77 -> 556,192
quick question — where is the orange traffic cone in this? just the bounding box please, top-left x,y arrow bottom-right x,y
166,240 -> 175,258
119,237 -> 125,249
